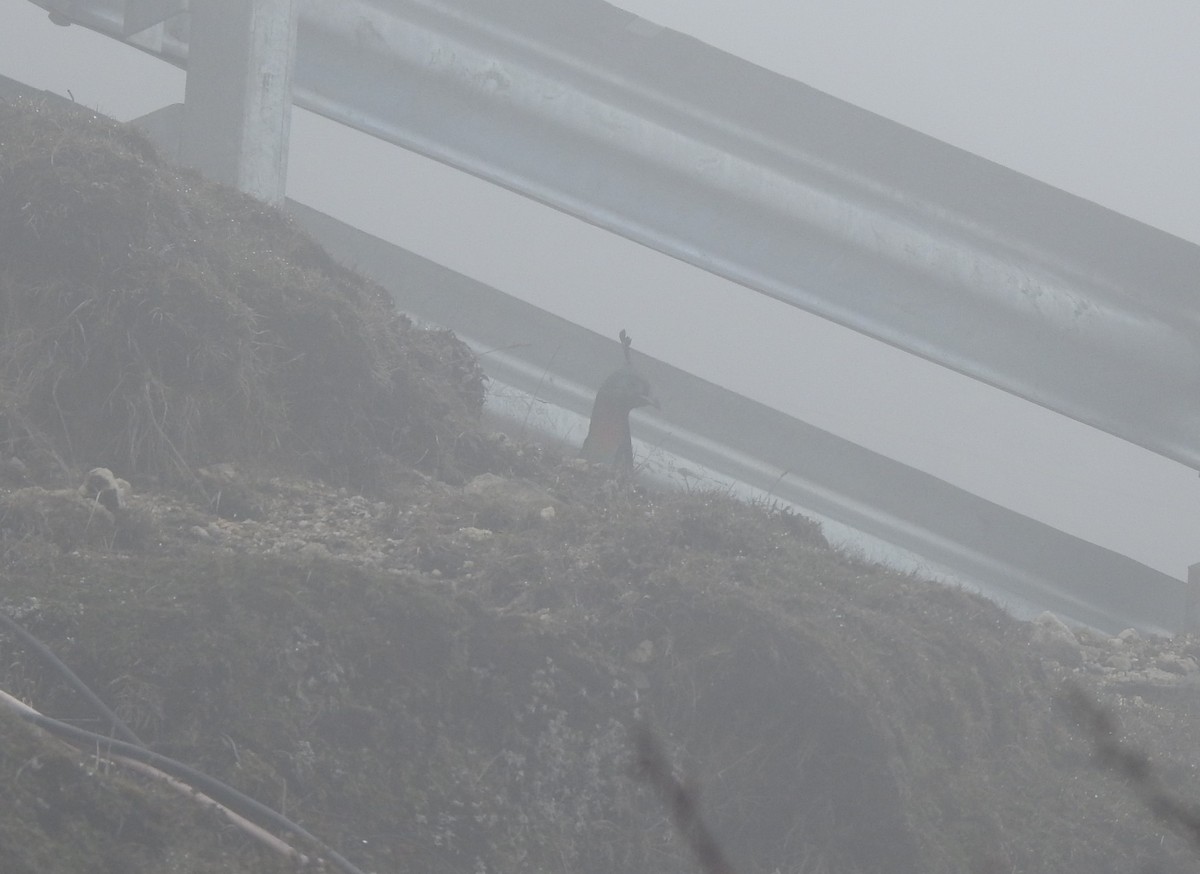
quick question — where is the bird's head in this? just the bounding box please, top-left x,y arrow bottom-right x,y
580,366 -> 658,466
596,367 -> 659,413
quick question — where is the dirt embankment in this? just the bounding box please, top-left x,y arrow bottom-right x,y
2,95 -> 1199,874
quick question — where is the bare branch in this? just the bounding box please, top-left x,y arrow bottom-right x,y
1063,682 -> 1200,851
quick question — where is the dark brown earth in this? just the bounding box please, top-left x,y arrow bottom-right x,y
2,94 -> 1200,874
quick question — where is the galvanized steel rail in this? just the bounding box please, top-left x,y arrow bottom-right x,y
29,0 -> 1200,469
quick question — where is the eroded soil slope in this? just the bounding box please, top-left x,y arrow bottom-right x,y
2,95 -> 1200,874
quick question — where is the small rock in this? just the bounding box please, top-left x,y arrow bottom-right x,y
627,640 -> 655,664
1106,654 -> 1134,672
1140,667 -> 1181,685
539,505 -> 556,521
1032,611 -> 1074,640
1156,653 -> 1199,675
1117,628 -> 1140,644
79,467 -> 127,514
298,542 -> 331,560
189,525 -> 213,542
1030,612 -> 1082,665
1076,627 -> 1116,650
458,526 -> 494,542
197,462 -> 239,485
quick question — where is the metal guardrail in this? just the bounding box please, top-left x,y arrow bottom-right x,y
0,71 -> 1187,632
288,200 -> 1186,635
28,0 -> 1200,471
13,0 -> 1198,632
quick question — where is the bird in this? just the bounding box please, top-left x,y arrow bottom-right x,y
581,366 -> 658,467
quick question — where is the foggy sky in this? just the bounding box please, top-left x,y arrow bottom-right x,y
3,1 -> 1199,578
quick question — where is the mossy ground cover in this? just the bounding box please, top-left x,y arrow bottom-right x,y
0,94 -> 1198,873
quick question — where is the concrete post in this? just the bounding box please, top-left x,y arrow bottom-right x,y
180,0 -> 297,204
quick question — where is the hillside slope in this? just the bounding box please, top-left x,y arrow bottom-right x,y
1,95 -> 1199,874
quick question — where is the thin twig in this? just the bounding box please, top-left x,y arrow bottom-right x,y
632,724 -> 739,874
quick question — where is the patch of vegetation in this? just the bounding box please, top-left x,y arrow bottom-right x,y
0,96 -> 487,488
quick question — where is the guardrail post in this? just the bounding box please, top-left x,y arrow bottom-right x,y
1187,563 -> 1200,633
179,0 -> 297,204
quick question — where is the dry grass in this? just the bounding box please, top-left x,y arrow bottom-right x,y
0,96 -> 487,488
